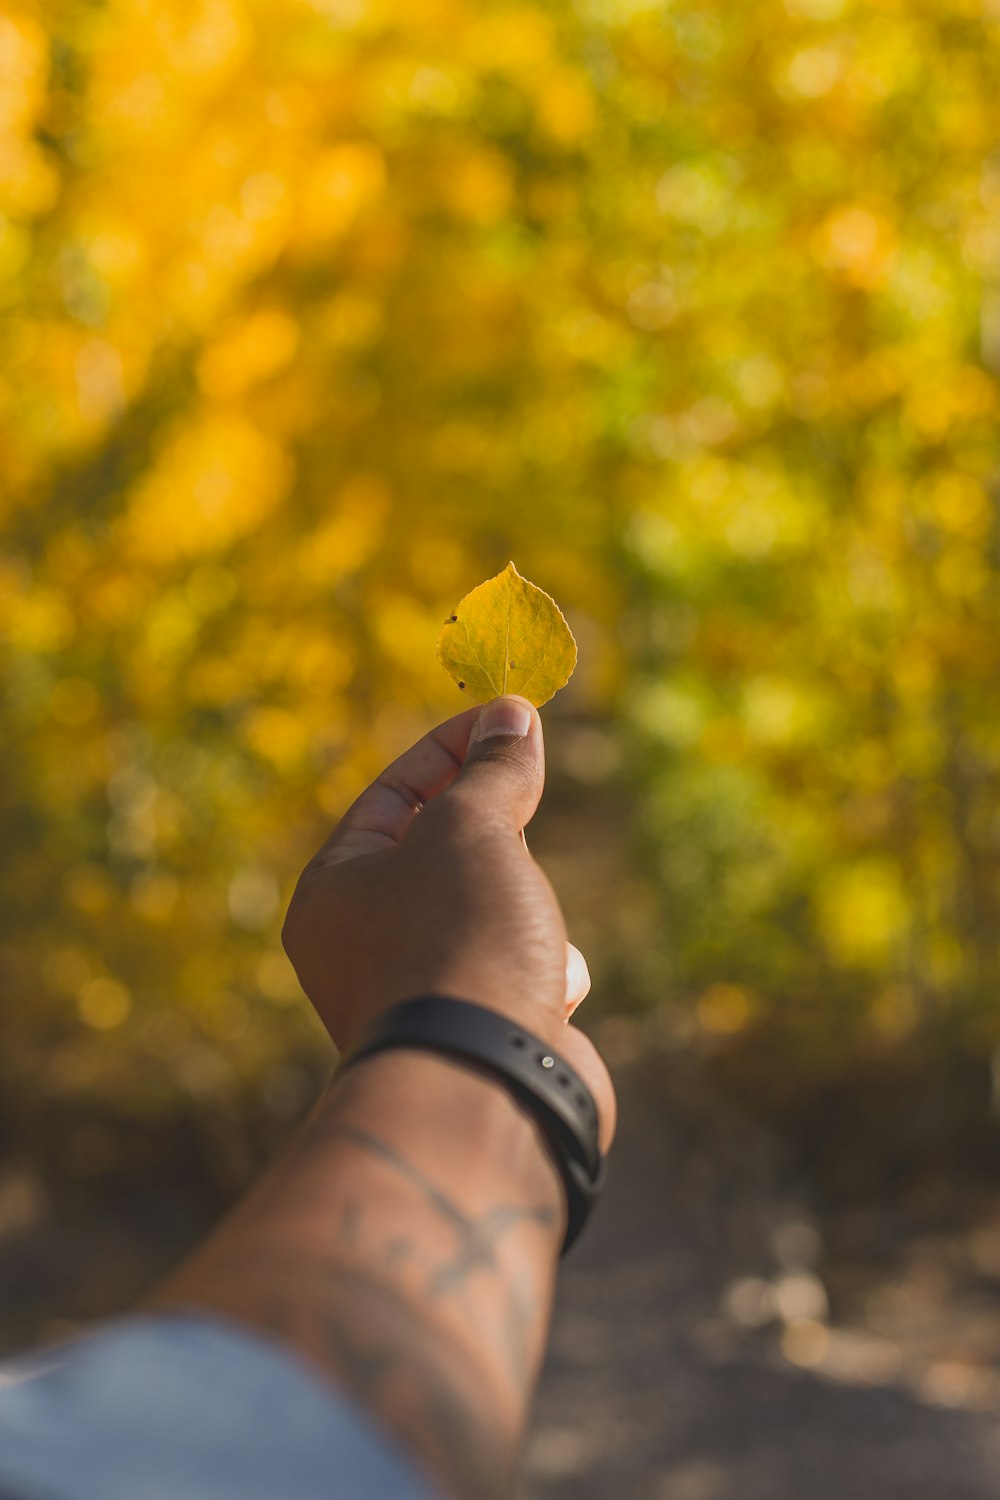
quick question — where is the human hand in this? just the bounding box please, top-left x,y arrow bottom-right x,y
282,695 -> 615,1147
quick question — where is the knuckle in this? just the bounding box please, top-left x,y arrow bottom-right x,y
415,791 -> 508,858
424,785 -> 475,828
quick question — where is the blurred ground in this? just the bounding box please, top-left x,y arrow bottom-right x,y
4,1021 -> 1000,1498
522,1023 -> 1000,1500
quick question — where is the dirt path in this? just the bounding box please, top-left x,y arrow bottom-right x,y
521,1037 -> 1000,1500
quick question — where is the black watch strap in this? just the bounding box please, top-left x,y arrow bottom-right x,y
337,996 -> 607,1255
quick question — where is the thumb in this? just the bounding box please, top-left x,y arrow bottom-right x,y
451,695 -> 545,831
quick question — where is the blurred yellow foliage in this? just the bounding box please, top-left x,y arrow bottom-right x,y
817,860 -> 910,969
3,0 -> 1000,1113
125,413 -> 293,561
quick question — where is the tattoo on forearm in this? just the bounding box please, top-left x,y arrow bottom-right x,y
185,1244 -> 523,1500
383,1234 -> 414,1270
314,1261 -> 513,1500
324,1120 -> 559,1297
503,1264 -> 540,1384
162,1105 -> 562,1500
327,1121 -> 478,1234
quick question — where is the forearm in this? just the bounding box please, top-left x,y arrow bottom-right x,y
150,1050 -> 566,1500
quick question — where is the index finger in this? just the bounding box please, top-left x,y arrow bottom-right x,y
310,703 -> 484,868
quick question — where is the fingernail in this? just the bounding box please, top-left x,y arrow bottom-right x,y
474,696 -> 532,741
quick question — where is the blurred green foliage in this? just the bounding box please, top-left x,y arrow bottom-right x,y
2,0 -> 999,1119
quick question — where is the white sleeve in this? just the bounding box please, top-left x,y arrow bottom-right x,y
0,1311 -> 439,1500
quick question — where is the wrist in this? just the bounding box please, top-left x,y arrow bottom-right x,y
329,1048 -> 566,1240
337,994 -> 605,1255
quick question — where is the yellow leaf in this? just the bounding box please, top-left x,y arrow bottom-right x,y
436,561 -> 577,707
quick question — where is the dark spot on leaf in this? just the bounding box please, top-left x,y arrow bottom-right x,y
458,681 -> 465,690
449,614 -> 458,622
509,661 -> 516,669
